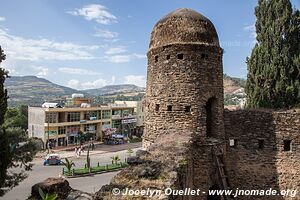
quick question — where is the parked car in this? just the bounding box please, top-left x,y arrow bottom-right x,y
104,134 -> 125,145
43,154 -> 61,166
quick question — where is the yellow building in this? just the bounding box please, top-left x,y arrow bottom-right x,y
28,101 -> 136,148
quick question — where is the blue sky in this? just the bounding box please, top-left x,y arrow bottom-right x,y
0,0 -> 299,89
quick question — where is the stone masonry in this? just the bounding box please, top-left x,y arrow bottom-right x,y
225,109 -> 300,200
143,8 -> 224,148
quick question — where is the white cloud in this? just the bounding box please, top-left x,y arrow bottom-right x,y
243,24 -> 255,31
111,75 -> 116,84
36,68 -> 49,77
93,29 -> 118,38
107,55 -> 131,63
132,53 -> 146,59
244,23 -> 257,39
31,66 -> 49,77
0,28 -> 99,61
67,78 -> 109,90
67,79 -> 80,89
68,4 -> 117,25
0,17 -> 5,21
105,47 -> 127,55
105,53 -> 146,63
58,67 -> 101,75
81,79 -> 108,89
124,75 -> 146,87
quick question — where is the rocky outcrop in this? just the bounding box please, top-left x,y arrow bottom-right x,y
30,178 -> 71,199
94,133 -> 192,200
29,178 -> 93,200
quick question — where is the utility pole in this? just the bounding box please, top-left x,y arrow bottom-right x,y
47,121 -> 50,154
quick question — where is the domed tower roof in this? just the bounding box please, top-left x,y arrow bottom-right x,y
149,8 -> 220,49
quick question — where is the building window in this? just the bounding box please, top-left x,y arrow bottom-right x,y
155,55 -> 158,62
45,112 -> 58,123
102,110 -> 111,119
84,111 -> 98,120
167,105 -> 172,111
66,125 -> 80,135
166,55 -> 170,60
84,124 -> 97,133
122,109 -> 133,117
185,106 -> 191,112
58,126 -> 66,135
177,54 -> 183,59
229,139 -> 237,148
67,112 -> 80,122
155,104 -> 160,111
284,140 -> 292,151
258,139 -> 264,149
112,120 -> 121,129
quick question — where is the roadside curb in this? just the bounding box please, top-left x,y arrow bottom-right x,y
61,143 -> 142,159
62,168 -> 124,178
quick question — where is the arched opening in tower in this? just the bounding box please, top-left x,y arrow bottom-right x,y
207,184 -> 221,200
205,97 -> 217,138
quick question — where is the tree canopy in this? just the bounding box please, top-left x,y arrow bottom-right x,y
0,46 -> 38,196
245,0 -> 300,109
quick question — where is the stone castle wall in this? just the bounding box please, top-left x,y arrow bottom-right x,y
224,109 -> 300,200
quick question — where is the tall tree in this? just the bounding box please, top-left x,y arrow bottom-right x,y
0,46 -> 38,196
245,0 -> 300,108
0,45 -> 11,196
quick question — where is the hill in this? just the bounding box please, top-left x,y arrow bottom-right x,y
4,75 -> 245,107
4,76 -> 81,107
83,84 -> 145,96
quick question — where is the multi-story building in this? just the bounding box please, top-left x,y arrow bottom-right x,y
28,96 -> 137,148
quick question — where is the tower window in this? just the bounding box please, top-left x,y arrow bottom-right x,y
185,106 -> 191,112
177,54 -> 183,59
155,56 -> 158,62
258,139 -> 264,149
284,140 -> 292,151
167,105 -> 172,111
166,55 -> 170,60
155,104 -> 160,111
201,53 -> 209,60
229,139 -> 237,148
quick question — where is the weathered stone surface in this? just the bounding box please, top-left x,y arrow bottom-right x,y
30,178 -> 71,199
136,149 -> 150,157
127,156 -> 143,165
66,190 -> 93,200
224,109 -> 300,200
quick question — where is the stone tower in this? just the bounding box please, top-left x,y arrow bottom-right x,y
143,8 -> 225,148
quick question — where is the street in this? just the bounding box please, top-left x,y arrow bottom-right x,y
1,143 -> 141,200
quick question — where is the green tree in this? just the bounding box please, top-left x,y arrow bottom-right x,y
245,0 -> 300,108
0,45 -> 11,196
110,155 -> 120,165
62,158 -> 75,174
0,47 -> 38,196
4,105 -> 28,130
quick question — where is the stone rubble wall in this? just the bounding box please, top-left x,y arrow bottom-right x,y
224,109 -> 300,200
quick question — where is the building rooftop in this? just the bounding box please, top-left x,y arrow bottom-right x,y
149,8 -> 220,49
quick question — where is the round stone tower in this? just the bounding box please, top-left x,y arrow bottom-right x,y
143,8 -> 224,147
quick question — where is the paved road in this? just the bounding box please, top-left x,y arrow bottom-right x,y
1,143 -> 141,200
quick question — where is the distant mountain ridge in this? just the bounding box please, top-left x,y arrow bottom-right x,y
5,75 -> 245,107
4,76 -> 81,106
83,84 -> 145,96
4,76 -> 145,106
